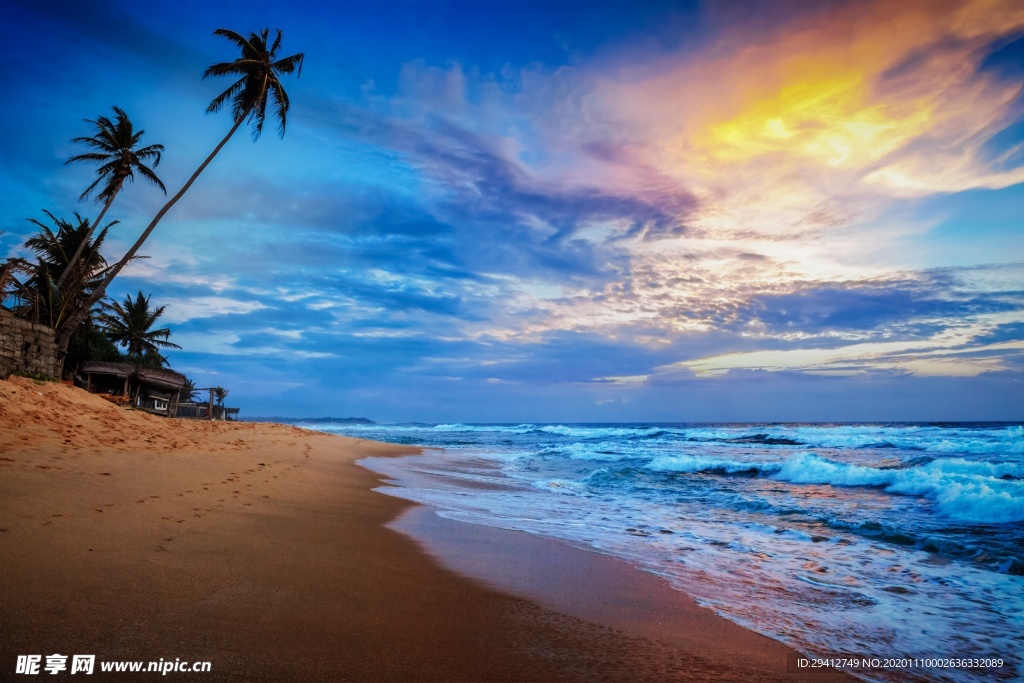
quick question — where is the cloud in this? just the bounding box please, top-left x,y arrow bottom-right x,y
744,274 -> 1021,335
158,297 -> 268,324
7,0 -> 1024,420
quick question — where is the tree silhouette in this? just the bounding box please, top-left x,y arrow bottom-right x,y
60,107 -> 165,289
58,28 -> 304,356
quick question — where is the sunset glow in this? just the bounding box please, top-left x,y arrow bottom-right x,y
2,0 -> 1022,420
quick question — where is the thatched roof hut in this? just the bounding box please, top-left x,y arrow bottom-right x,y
80,361 -> 187,414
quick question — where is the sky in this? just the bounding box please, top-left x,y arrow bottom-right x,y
1,0 -> 1023,422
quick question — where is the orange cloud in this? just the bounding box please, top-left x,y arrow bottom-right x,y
602,0 -> 1024,199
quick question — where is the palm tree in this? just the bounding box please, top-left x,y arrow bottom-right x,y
98,291 -> 181,362
58,28 -> 304,353
59,107 -> 165,289
213,386 -> 229,407
1,256 -> 36,316
20,212 -> 113,336
181,377 -> 201,402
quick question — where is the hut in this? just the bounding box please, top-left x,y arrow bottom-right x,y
79,361 -> 187,416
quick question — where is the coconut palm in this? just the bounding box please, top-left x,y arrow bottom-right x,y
59,107 -> 165,289
20,211 -> 113,334
182,377 -> 201,402
213,386 -> 229,407
98,291 -> 181,362
1,256 -> 36,316
59,28 -> 304,353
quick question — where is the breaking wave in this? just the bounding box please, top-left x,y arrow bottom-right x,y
647,452 -> 1024,523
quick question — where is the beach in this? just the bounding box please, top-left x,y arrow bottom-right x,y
1,376 -> 851,681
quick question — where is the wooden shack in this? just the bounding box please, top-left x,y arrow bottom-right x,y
80,361 -> 187,416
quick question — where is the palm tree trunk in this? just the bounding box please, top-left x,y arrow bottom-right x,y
55,195 -> 115,291
55,109 -> 251,360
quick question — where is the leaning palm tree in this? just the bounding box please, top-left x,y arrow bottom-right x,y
59,107 -> 165,289
98,291 -> 181,361
58,28 -> 303,355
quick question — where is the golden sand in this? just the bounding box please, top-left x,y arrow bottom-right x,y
0,377 -> 848,681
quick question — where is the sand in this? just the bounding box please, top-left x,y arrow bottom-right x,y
0,376 -> 850,681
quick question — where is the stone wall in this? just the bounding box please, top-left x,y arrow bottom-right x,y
0,309 -> 60,379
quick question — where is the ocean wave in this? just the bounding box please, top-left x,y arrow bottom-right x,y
531,478 -> 589,494
431,423 -> 536,434
647,452 -> 1024,523
678,424 -> 1024,454
647,454 -> 775,475
537,425 -> 673,439
538,442 -> 633,461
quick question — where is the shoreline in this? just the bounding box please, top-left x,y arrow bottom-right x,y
2,377 -> 847,681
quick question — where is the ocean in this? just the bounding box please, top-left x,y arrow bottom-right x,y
303,421 -> 1024,682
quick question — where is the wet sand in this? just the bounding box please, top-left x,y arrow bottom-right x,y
0,376 -> 849,681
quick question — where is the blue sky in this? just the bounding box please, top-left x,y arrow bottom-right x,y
2,0 -> 1022,421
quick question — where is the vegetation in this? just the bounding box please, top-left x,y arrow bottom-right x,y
98,291 -> 181,366
180,378 -> 197,402
1,26 -> 301,412
60,107 -> 165,290
18,371 -> 61,383
60,28 -> 304,354
13,212 -> 114,341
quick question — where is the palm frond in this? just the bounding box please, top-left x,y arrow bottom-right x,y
205,28 -> 303,140
66,106 -> 165,207
203,60 -> 261,79
269,80 -> 290,137
212,28 -> 256,56
134,163 -> 167,194
272,52 -> 304,77
206,77 -> 246,114
134,144 -> 165,164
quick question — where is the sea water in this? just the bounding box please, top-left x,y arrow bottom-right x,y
303,421 -> 1024,682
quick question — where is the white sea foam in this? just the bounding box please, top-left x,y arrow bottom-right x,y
432,423 -> 537,433
647,454 -> 773,474
532,478 -> 589,494
538,425 -> 670,438
646,452 -> 1024,523
348,424 -> 1024,683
